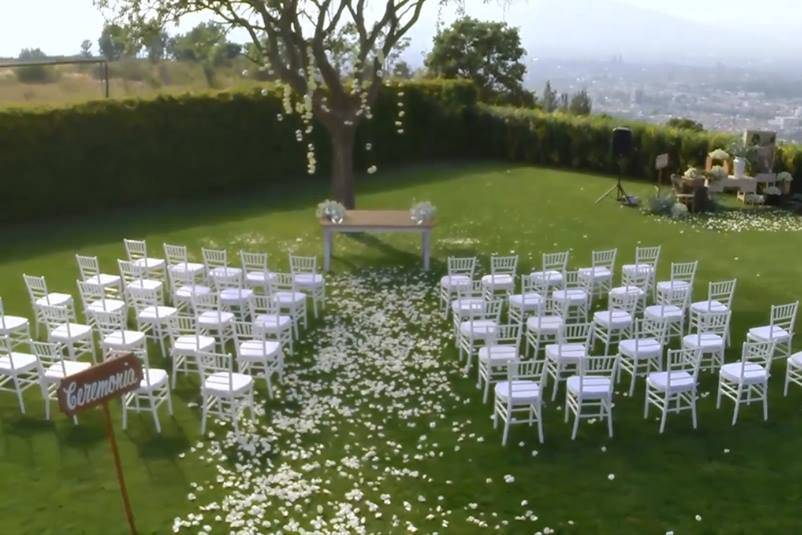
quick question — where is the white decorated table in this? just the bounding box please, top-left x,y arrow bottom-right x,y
706,174 -> 777,194
320,210 -> 434,272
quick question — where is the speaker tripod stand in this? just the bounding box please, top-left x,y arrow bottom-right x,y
595,160 -> 633,205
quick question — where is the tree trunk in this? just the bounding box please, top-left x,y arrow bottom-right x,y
330,126 -> 357,209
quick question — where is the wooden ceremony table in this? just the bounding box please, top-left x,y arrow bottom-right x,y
320,210 -> 434,272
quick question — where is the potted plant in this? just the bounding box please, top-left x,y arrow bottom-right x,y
706,165 -> 728,183
316,200 -> 346,223
727,141 -> 758,178
410,201 -> 437,224
778,171 -> 794,195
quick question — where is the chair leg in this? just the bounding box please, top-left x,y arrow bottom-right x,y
658,398 -> 668,434
762,388 -> 768,421
536,405 -> 544,444
571,404 -> 581,440
502,417 -> 510,446
200,397 -> 208,435
122,399 -> 129,430
643,387 -> 650,418
166,385 -> 174,416
607,400 -> 614,438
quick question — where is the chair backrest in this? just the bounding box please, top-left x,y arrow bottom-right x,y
608,287 -> 640,314
0,297 -> 13,332
92,309 -> 126,336
447,256 -> 477,277
670,261 -> 698,284
163,243 -> 189,266
542,251 -> 569,273
124,239 -> 148,262
488,323 -> 521,348
118,259 -> 146,287
241,250 -> 269,274
271,272 -> 296,292
31,340 -> 65,374
490,255 -> 518,276
202,248 -> 228,271
562,322 -> 592,345
126,284 -> 161,313
167,314 -> 200,344
577,355 -> 618,395
693,310 -> 730,338
635,245 -> 661,266
167,264 -> 196,290
38,303 -> 72,331
634,317 -> 668,346
622,268 -> 651,293
481,298 -> 504,321
75,255 -> 101,280
666,347 -> 701,385
192,292 -> 220,315
708,279 -> 737,308
503,358 -> 546,400
23,274 -> 49,302
770,301 -> 798,334
563,270 -> 592,293
196,350 -> 235,390
740,341 -> 776,377
289,255 -> 317,275
76,279 -> 116,317
248,294 -> 279,317
657,285 -> 690,310
592,248 -> 617,270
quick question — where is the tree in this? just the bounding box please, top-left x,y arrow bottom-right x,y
140,22 -> 169,62
15,48 -> 59,84
98,23 -> 138,60
542,80 -> 558,112
80,39 -> 93,58
98,0 -> 429,208
392,60 -> 413,79
425,17 -> 534,106
168,22 -> 231,63
568,89 -> 592,115
666,117 -> 704,132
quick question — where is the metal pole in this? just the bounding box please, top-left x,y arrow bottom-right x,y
103,62 -> 110,98
102,402 -> 137,534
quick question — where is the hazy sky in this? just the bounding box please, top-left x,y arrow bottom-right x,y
1,0 -> 800,63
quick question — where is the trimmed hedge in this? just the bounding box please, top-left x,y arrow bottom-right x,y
0,80 -> 476,223
3,80 -> 802,224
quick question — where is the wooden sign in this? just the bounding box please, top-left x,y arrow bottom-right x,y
58,353 -> 142,535
58,353 -> 143,416
655,153 -> 669,170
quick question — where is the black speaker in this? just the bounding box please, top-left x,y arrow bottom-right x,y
611,127 -> 632,158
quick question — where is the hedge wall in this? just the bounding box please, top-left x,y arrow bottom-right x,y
469,105 -> 802,193
0,80 -> 476,223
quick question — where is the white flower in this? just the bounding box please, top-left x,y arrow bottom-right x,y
316,200 -> 346,221
367,165 -> 378,175
709,148 -> 730,160
671,203 -> 689,219
503,474 -> 515,484
708,165 -> 728,181
695,514 -> 702,521
410,201 -> 436,224
607,473 -> 615,480
778,171 -> 793,183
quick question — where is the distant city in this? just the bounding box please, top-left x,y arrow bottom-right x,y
526,57 -> 802,143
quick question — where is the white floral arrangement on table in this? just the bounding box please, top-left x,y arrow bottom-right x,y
709,148 -> 730,161
316,199 -> 346,223
778,171 -> 794,183
708,165 -> 728,181
683,167 -> 704,179
410,201 -> 437,224
671,202 -> 689,219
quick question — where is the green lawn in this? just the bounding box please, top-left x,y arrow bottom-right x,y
1,161 -> 802,534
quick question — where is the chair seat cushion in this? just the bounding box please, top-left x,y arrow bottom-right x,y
87,299 -> 126,315
656,280 -> 690,293
197,311 -> 235,327
578,267 -> 612,281
481,274 -> 514,288
495,380 -> 540,404
86,273 -> 121,287
566,376 -> 612,398
125,279 -> 162,292
609,285 -> 645,298
203,372 -> 253,395
720,362 -> 768,385
169,262 -> 205,275
174,285 -> 211,299
451,298 -> 484,316
747,325 -> 790,343
530,270 -> 563,286
593,310 -> 633,329
0,315 -> 29,333
219,288 -> 254,304
644,304 -> 684,320
44,360 -> 92,381
647,370 -> 695,393
209,266 -> 242,280
691,299 -> 728,314
682,333 -> 724,350
254,314 -> 293,331
552,289 -> 588,304
50,322 -> 92,341
174,335 -> 216,354
545,343 -> 587,363
137,368 -> 168,391
789,352 -> 802,369
103,330 -> 146,348
133,257 -> 165,270
622,263 -> 655,276
478,345 -> 518,363
293,273 -> 324,288
526,315 -> 564,333
619,338 -> 662,358
440,274 -> 471,291
273,291 -> 306,306
35,293 -> 73,307
0,352 -> 37,374
459,320 -> 497,338
137,306 -> 178,322
246,271 -> 278,285
508,292 -> 543,310
238,340 -> 282,361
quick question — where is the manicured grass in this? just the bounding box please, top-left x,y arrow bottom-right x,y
1,161 -> 801,534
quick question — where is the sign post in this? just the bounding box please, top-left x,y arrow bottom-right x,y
58,353 -> 143,535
